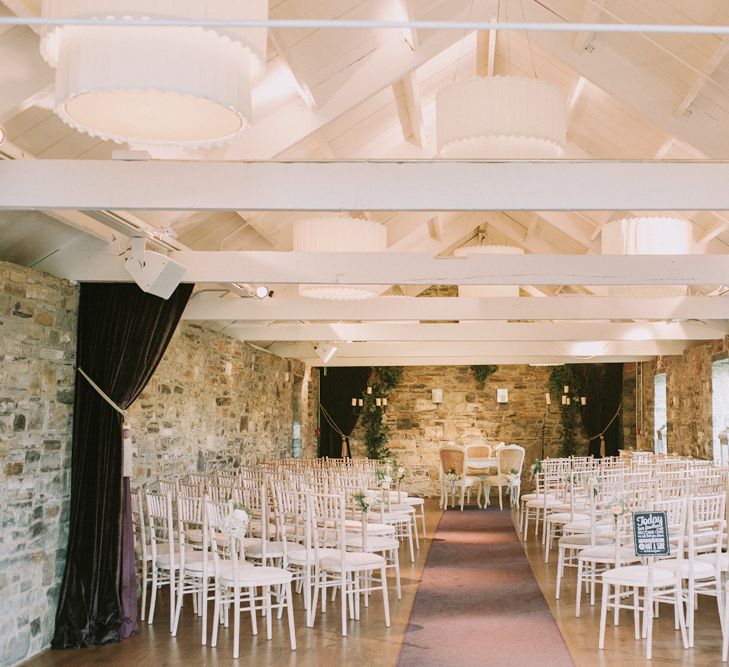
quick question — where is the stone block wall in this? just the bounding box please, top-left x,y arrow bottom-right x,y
622,340 -> 729,459
0,260 -> 320,666
0,262 -> 78,667
128,323 -> 319,486
350,365 -> 564,495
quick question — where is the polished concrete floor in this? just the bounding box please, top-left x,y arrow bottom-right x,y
23,500 -> 726,666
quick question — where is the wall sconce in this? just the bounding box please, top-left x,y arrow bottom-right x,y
432,388 -> 443,404
496,388 -> 509,403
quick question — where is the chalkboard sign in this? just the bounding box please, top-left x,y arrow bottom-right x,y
632,511 -> 670,557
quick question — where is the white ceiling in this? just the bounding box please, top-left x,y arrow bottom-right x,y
2,0 -> 729,366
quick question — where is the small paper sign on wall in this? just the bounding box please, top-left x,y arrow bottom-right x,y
632,511 -> 670,557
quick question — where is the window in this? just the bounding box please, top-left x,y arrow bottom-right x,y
653,373 -> 667,454
712,359 -> 729,464
291,374 -> 303,458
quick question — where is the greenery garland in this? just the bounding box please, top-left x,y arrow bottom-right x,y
548,365 -> 583,457
470,364 -> 498,388
362,367 -> 403,460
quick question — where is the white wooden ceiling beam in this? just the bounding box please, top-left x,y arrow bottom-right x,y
214,0 -> 495,161
9,159 -> 729,211
573,0 -> 605,52
182,295 -> 729,322
676,37 -> 729,116
284,354 -> 655,367
268,340 -> 687,361
518,0 -> 729,159
268,32 -> 317,110
392,73 -> 425,148
42,247 -> 729,287
226,321 -> 727,342
0,24 -> 53,122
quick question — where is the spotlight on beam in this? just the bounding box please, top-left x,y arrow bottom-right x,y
314,343 -> 339,364
123,237 -> 187,299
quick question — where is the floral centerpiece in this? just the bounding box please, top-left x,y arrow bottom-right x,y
506,468 -> 521,506
220,502 -> 250,539
353,490 -> 371,550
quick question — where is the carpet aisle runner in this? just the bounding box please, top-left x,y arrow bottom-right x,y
398,508 -> 574,667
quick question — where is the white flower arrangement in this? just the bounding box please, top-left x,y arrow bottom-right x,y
507,469 -> 521,488
220,503 -> 250,539
445,467 -> 462,484
392,464 -> 407,482
378,474 -> 393,490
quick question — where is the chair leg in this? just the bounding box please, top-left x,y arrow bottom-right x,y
233,586 -> 241,660
575,559 -> 583,617
148,568 -> 158,624
172,570 -> 184,637
141,565 -> 148,622
211,585 -> 221,648
599,582 -> 609,649
286,582 -> 297,651
380,566 -> 391,628
168,568 -> 176,632
201,576 -> 208,646
556,548 -> 564,600
394,548 -> 402,600
498,485 -> 503,511
340,571 -> 348,637
460,485 -> 466,511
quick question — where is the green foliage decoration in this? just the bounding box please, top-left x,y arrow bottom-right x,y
470,364 -> 498,388
549,365 -> 583,457
362,367 -> 403,460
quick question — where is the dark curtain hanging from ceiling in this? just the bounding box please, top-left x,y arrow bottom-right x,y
575,363 -> 624,457
319,366 -> 372,457
52,282 -> 193,649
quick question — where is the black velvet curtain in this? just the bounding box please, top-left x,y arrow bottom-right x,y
575,363 -> 624,457
53,282 -> 193,649
319,367 -> 372,457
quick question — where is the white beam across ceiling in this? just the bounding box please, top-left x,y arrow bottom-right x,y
267,340 -> 687,361
288,355 -> 655,367
183,295 -> 729,322
44,248 -> 729,287
7,160 -> 729,211
225,321 -> 727,342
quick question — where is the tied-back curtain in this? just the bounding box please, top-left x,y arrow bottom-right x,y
575,363 -> 624,457
319,367 -> 371,458
53,282 -> 193,648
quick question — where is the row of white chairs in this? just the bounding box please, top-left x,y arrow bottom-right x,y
518,454 -> 729,660
131,463 -> 425,658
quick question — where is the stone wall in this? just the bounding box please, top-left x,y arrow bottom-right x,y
128,323 -> 319,486
622,339 -> 729,459
350,365 -> 565,495
0,262 -> 78,667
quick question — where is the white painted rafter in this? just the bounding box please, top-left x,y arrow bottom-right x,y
8,160 -> 729,211
225,321 -> 728,342
393,72 -> 425,148
183,295 -> 729,322
38,247 -> 729,287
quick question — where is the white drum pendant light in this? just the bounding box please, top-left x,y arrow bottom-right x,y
454,245 -> 524,298
293,217 -> 387,300
601,217 -> 694,297
436,76 -> 566,159
40,0 -> 268,147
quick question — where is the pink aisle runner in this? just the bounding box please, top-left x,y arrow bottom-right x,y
398,508 -> 574,667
